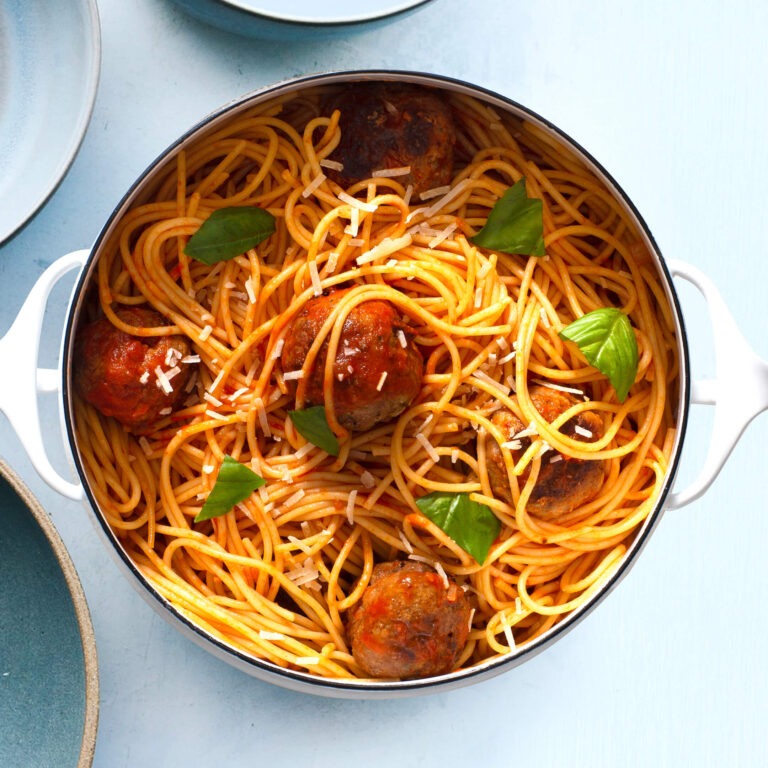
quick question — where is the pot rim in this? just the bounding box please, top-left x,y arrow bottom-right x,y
61,70 -> 691,697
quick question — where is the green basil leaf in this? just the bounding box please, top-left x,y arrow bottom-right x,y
288,406 -> 340,457
184,206 -> 276,265
194,455 -> 266,522
470,177 -> 545,257
415,491 -> 501,565
559,307 -> 638,402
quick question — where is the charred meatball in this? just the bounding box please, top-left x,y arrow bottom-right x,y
324,84 -> 455,196
486,385 -> 606,517
281,289 -> 422,432
347,560 -> 471,679
75,307 -> 191,434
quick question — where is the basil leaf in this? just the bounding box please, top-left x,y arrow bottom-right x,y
415,491 -> 501,565
184,206 -> 275,265
288,406 -> 340,457
470,177 -> 545,257
559,308 -> 638,402
194,455 -> 266,522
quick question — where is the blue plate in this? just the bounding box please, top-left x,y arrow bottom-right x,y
170,0 -> 434,40
0,461 -> 98,767
0,0 -> 100,245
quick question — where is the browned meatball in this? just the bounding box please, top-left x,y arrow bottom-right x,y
346,560 -> 471,679
324,84 -> 455,196
281,289 -> 422,432
75,307 -> 191,434
486,385 -> 606,517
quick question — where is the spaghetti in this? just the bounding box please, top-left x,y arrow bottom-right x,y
73,85 -> 679,680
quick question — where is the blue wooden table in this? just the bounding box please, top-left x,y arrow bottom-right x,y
2,1 -> 766,765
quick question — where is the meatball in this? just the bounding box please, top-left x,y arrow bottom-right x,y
75,306 -> 191,433
324,84 -> 455,196
346,560 -> 471,679
281,289 -> 422,432
486,385 -> 606,517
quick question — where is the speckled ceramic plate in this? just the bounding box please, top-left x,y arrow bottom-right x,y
0,0 -> 100,245
0,460 -> 98,767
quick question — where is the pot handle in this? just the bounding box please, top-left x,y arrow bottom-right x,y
665,259 -> 768,509
0,250 -> 89,501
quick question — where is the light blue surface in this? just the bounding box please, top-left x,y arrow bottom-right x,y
0,0 -> 766,765
0,0 -> 99,244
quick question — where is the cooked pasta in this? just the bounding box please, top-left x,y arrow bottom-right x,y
73,83 -> 679,680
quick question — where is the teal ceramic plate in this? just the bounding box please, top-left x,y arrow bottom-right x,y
0,460 -> 98,767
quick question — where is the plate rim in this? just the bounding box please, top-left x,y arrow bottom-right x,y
0,0 -> 102,247
0,458 -> 99,767
175,0 -> 434,27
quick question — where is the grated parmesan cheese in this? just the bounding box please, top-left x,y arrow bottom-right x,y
397,329 -> 408,348
326,252 -> 339,272
259,630 -> 286,640
288,444 -> 313,464
398,529 -> 413,554
203,391 -> 222,407
376,372 -> 388,391
450,448 -> 459,464
419,185 -> 451,201
285,489 -> 306,508
424,179 -> 470,217
181,355 -> 201,364
532,378 -> 584,396
245,278 -> 256,304
472,370 -> 511,397
549,454 -> 563,464
139,370 -> 150,384
372,166 -> 411,178
344,206 -> 360,237
254,397 -> 270,437
574,425 -> 593,439
202,464 -> 215,474
360,471 -> 376,489
308,261 -> 322,296
346,490 -> 357,525
428,222 -> 457,249
501,614 -> 516,650
138,437 -> 152,456
434,562 -> 450,589
415,432 -> 440,463
154,366 -> 173,394
319,158 -> 343,172
403,184 -> 413,207
159,407 -> 172,416
338,191 -> 377,212
302,171 -> 326,198
283,370 -> 304,381
356,234 -> 412,266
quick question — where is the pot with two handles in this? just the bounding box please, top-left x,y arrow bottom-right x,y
2,71 -> 766,698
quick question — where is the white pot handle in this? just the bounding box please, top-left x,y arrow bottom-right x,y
0,250 -> 89,500
665,259 -> 768,509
